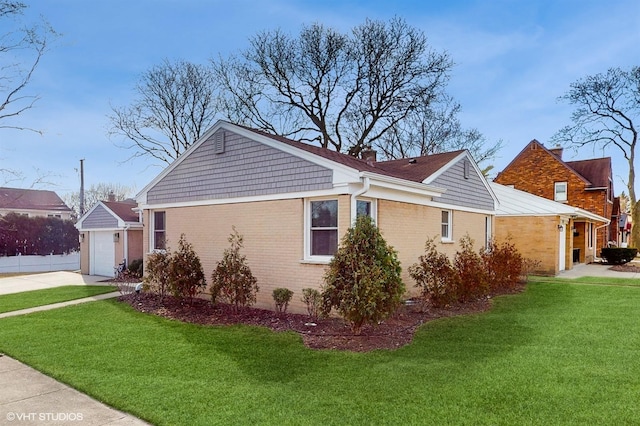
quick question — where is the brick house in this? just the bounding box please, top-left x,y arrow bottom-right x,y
494,140 -> 614,261
135,120 -> 497,313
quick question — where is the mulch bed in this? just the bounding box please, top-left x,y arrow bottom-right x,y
118,288 -> 523,352
609,263 -> 640,273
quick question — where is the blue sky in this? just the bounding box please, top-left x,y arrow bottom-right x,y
3,0 -> 639,198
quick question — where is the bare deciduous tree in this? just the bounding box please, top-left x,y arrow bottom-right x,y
0,1 -> 58,133
109,59 -> 220,164
63,182 -> 136,219
214,17 -> 454,158
553,66 -> 640,246
377,94 -> 503,173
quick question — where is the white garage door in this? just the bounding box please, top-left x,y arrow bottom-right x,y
90,231 -> 115,277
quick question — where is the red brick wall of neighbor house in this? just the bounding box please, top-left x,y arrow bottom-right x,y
495,143 -> 611,252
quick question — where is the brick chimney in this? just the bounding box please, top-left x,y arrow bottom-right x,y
361,147 -> 377,166
549,145 -> 563,159
107,191 -> 116,202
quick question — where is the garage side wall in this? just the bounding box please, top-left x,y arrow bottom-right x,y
495,216 -> 560,275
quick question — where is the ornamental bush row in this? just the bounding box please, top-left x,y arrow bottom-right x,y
143,220 -> 533,333
409,235 -> 535,308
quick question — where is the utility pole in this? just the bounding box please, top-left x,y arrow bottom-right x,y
79,159 -> 85,216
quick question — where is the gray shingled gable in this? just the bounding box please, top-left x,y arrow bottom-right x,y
429,157 -> 495,210
147,129 -> 333,204
81,204 -> 118,229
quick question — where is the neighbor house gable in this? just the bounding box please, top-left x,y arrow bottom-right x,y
76,201 -> 141,231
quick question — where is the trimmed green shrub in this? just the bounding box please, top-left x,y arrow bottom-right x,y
169,234 -> 207,302
211,227 -> 259,312
600,247 -> 638,265
301,288 -> 322,320
321,215 -> 405,335
272,288 -> 294,313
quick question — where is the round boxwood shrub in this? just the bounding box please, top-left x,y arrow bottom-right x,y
600,247 -> 638,265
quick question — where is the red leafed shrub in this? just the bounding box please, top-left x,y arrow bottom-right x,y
408,237 -> 458,307
454,235 -> 488,302
411,234 -> 532,307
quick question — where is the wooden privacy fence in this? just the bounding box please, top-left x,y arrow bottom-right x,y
0,253 -> 80,273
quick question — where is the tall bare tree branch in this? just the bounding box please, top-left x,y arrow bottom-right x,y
553,66 -> 640,245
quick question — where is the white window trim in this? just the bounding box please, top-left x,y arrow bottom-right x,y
555,182 -> 568,202
150,211 -> 166,252
304,198 -> 338,263
355,197 -> 377,222
441,209 -> 453,242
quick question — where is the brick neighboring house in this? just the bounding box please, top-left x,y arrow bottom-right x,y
0,187 -> 73,220
494,140 -> 614,260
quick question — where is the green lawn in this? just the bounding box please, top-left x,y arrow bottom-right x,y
0,279 -> 639,425
0,285 -> 117,313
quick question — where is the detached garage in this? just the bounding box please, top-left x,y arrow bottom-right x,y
76,199 -> 143,277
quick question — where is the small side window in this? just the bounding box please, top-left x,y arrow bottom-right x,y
153,211 -> 166,250
441,210 -> 452,241
555,182 -> 568,202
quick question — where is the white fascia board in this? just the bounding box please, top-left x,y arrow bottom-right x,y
573,207 -> 610,224
424,199 -> 495,215
138,186 -> 352,211
361,171 -> 445,198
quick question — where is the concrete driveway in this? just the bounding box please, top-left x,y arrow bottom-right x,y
0,271 -> 110,296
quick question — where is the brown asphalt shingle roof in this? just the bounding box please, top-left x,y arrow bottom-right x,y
0,187 -> 72,212
241,125 -> 463,183
566,158 -> 612,188
103,200 -> 139,223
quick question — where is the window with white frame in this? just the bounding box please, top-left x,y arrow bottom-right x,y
153,211 -> 166,250
309,200 -> 338,256
588,222 -> 594,249
356,199 -> 371,217
441,210 -> 452,241
485,216 -> 492,249
555,182 -> 568,202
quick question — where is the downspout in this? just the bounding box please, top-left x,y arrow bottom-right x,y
350,176 -> 371,224
123,224 -> 130,267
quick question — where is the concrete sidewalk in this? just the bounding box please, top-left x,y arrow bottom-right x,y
0,291 -> 122,319
0,271 -> 110,296
0,355 -> 149,425
557,262 -> 640,279
0,271 -> 148,425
